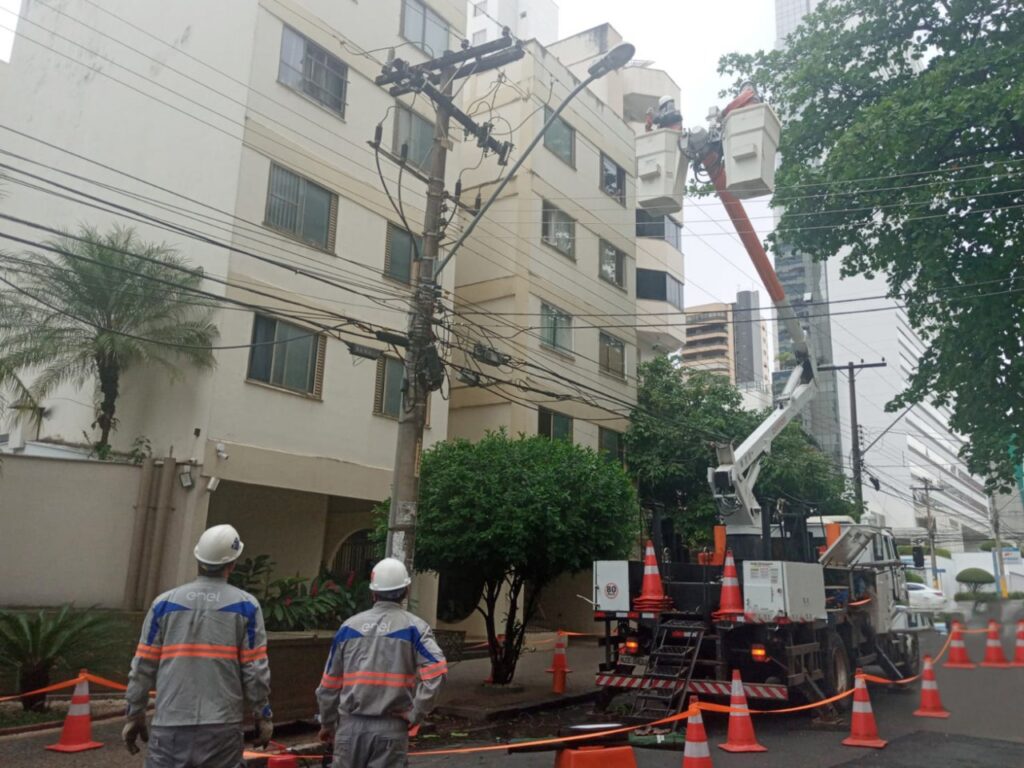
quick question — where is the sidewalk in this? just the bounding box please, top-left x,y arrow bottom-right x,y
435,632 -> 605,721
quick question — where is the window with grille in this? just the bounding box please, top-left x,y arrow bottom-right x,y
401,0 -> 450,56
540,302 -> 572,352
543,106 -> 575,167
599,427 -> 625,464
247,314 -> 325,396
538,407 -> 572,441
385,223 -> 422,284
599,240 -> 626,288
394,105 -> 434,172
278,26 -> 348,116
600,153 -> 626,205
541,201 -> 575,258
600,332 -> 626,378
265,164 -> 336,250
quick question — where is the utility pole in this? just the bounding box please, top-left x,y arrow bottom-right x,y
990,494 -> 1009,598
911,479 -> 940,589
819,360 -> 886,511
373,35 -> 524,575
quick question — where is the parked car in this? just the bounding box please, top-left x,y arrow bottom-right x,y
907,582 -> 947,612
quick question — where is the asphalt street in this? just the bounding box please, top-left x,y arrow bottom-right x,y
3,631 -> 1021,767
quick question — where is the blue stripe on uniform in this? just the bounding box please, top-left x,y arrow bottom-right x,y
326,625 -> 364,669
386,626 -> 438,664
146,600 -> 190,644
219,601 -> 259,648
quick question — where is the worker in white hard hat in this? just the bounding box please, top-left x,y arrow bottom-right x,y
645,94 -> 683,132
122,524 -> 273,767
316,557 -> 447,768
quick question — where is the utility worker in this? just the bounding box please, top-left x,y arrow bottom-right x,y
645,95 -> 683,131
122,524 -> 273,767
316,557 -> 447,768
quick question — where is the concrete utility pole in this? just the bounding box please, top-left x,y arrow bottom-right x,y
819,360 -> 886,511
989,494 -> 1009,598
911,479 -> 940,589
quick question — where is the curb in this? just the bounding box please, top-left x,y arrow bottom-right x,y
0,710 -> 123,738
435,688 -> 602,721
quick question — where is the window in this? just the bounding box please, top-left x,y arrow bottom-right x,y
540,302 -> 572,352
543,106 -> 575,166
599,240 -> 626,288
402,0 -> 450,56
248,314 -> 325,396
666,273 -> 684,310
374,356 -> 406,418
278,26 -> 348,116
265,164 -> 336,250
599,427 -> 625,464
472,30 -> 486,45
541,201 -> 575,257
385,223 -> 422,284
538,407 -> 572,441
394,105 -> 434,172
600,153 -> 626,205
473,1 -> 487,16
636,268 -> 684,310
636,209 -> 681,250
599,332 -> 626,378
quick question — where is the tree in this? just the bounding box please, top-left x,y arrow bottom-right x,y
719,0 -> 1024,486
0,225 -> 218,454
414,430 -> 637,684
955,567 -> 995,595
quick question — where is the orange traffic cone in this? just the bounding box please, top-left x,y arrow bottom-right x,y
1012,621 -> 1024,667
633,540 -> 672,612
45,675 -> 103,753
718,670 -> 766,753
943,621 -> 975,669
712,550 -> 743,620
547,631 -> 572,694
980,620 -> 1011,668
841,672 -> 886,749
912,656 -> 949,719
682,697 -> 713,768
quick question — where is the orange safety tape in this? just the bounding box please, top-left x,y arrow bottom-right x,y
960,627 -> 992,634
696,687 -> 855,716
82,672 -> 130,692
0,674 -> 85,702
847,597 -> 873,607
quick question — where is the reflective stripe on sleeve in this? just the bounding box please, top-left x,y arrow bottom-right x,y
239,646 -> 268,662
419,661 -> 448,680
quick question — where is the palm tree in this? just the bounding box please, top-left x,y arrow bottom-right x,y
0,225 -> 219,453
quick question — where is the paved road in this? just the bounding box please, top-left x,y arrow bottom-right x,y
4,630 -> 1021,767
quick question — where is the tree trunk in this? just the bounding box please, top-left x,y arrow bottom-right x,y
95,360 -> 120,450
19,665 -> 50,712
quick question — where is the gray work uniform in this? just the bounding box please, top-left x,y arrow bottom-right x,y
126,576 -> 271,768
316,601 -> 447,768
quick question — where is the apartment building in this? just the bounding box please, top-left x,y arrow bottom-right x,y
681,303 -> 734,379
0,0 -> 466,616
466,0 -> 559,46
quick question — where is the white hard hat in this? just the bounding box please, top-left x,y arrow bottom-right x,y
369,557 -> 412,592
194,524 -> 244,565
658,95 -> 674,109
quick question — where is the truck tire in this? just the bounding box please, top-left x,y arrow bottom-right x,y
823,632 -> 853,711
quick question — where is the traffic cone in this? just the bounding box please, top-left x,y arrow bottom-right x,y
45,675 -> 103,753
718,670 -> 766,753
912,656 -> 949,719
943,621 -> 975,669
547,631 -> 572,694
1012,621 -> 1024,667
980,620 -> 1011,668
682,696 -> 713,768
712,550 -> 743,620
633,540 -> 672,612
841,672 -> 886,749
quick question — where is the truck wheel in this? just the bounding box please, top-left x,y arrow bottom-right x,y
823,632 -> 853,711
903,634 -> 921,677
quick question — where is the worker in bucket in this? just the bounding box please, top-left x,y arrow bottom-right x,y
122,524 -> 273,766
645,95 -> 683,131
316,557 -> 448,767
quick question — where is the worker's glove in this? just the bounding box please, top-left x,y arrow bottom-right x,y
318,726 -> 335,744
121,712 -> 149,755
253,705 -> 274,749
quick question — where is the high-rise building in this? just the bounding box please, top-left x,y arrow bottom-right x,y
466,0 -> 558,46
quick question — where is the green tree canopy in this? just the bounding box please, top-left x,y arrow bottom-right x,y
0,225 -> 218,454
719,0 -> 1024,486
955,566 -> 995,594
414,430 -> 637,684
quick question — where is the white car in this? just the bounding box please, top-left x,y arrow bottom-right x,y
906,582 -> 947,612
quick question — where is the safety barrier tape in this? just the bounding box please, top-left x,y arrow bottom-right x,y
0,671 -> 135,702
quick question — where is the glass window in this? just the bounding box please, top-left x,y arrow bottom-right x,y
248,315 -> 322,395
472,30 -> 486,45
599,427 -> 625,464
666,274 -> 684,310
599,240 -> 626,288
636,209 -> 681,249
600,153 -> 626,205
266,164 -> 334,249
540,302 -> 572,351
376,357 -> 406,418
278,26 -> 348,115
538,407 -> 572,441
543,106 -> 575,166
402,0 -> 450,56
541,201 -> 575,257
599,332 -> 626,378
385,223 -> 422,284
635,268 -> 684,310
394,105 -> 434,172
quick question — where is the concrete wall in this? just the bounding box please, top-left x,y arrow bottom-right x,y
0,455 -> 139,607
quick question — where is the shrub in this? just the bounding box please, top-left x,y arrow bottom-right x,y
955,567 -> 995,594
953,592 -> 999,603
897,544 -> 952,559
904,570 -> 925,584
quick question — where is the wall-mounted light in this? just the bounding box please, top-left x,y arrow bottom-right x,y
207,477 -> 220,493
178,468 -> 194,489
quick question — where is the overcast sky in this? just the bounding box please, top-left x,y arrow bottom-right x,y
559,0 -> 779,310
0,0 -> 19,62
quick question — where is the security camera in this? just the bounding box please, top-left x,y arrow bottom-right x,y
215,442 -> 229,460
207,476 -> 220,493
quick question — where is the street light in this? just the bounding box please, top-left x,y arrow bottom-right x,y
433,42 -> 636,277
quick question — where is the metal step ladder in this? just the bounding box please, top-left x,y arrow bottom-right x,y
629,617 -> 705,725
